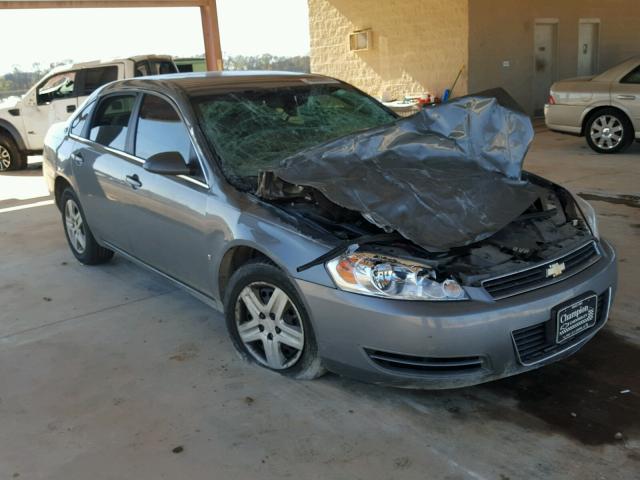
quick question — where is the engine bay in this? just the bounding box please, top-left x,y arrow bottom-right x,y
258,172 -> 593,286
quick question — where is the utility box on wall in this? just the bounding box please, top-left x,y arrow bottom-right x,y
349,29 -> 372,51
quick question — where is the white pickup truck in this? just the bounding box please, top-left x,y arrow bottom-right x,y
0,54 -> 178,171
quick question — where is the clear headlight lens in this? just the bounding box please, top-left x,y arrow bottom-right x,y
326,252 -> 468,301
573,193 -> 599,239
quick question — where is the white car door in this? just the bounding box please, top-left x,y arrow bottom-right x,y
21,70 -> 79,150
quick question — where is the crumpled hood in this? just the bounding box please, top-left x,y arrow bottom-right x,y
262,89 -> 540,251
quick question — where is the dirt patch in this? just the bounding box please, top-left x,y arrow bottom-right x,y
169,342 -> 199,362
579,192 -> 640,209
484,329 -> 640,446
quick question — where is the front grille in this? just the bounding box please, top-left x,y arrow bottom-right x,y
482,242 -> 600,299
512,289 -> 609,365
365,349 -> 484,375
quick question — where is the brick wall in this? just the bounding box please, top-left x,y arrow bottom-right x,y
308,0 -> 468,101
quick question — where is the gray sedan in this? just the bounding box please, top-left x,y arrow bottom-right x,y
545,56 -> 640,153
43,72 -> 617,389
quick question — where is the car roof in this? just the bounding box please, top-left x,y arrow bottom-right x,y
594,55 -> 640,81
109,71 -> 342,97
47,54 -> 175,75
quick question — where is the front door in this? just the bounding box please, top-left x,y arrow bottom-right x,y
577,21 -> 599,76
533,22 -> 558,116
124,93 -> 212,293
22,70 -> 79,149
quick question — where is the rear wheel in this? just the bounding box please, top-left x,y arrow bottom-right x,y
0,134 -> 26,171
61,188 -> 114,265
224,261 -> 325,380
585,109 -> 633,154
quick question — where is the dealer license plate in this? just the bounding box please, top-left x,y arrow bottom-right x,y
556,294 -> 598,344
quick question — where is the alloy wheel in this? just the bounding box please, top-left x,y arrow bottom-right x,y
0,145 -> 11,171
234,282 -> 305,370
65,199 -> 87,254
590,115 -> 623,150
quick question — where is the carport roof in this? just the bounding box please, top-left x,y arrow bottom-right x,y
0,0 -> 223,71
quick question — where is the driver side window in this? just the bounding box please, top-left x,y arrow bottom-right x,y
134,94 -> 204,182
37,71 -> 77,105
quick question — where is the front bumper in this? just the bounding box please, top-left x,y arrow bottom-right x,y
296,240 -> 617,389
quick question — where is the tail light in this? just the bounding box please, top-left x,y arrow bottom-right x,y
548,95 -> 556,105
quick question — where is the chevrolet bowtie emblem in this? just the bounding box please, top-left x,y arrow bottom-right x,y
546,262 -> 566,278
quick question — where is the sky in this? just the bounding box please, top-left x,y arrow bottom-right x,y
0,0 -> 310,75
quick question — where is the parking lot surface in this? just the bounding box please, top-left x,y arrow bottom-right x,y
1,131 -> 639,479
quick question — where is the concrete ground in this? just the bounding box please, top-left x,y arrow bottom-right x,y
1,131 -> 639,480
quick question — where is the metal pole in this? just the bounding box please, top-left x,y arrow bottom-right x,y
200,0 -> 223,71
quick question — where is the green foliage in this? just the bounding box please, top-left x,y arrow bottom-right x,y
0,61 -> 72,98
224,54 -> 310,73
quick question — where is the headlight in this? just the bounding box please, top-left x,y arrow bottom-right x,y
572,193 -> 599,239
326,252 -> 468,301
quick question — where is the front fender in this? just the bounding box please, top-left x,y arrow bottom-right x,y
212,213 -> 336,301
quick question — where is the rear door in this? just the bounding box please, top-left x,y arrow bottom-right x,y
75,65 -> 122,107
123,93 -> 211,292
70,93 -> 139,251
611,64 -> 640,132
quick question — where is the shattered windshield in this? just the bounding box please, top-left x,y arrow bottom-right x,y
193,84 -> 396,184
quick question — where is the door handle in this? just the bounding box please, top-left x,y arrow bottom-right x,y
66,104 -> 76,113
125,174 -> 143,190
616,94 -> 636,100
71,153 -> 84,166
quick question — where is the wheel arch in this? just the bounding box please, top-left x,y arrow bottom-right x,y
580,105 -> 633,136
0,119 -> 27,152
216,243 -> 278,301
54,176 -> 73,211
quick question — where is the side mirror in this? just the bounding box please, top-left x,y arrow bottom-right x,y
143,151 -> 192,176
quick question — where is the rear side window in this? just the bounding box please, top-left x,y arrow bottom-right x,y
134,94 -> 203,180
134,60 -> 178,77
621,65 -> 640,84
79,66 -> 118,96
151,60 -> 178,75
89,95 -> 136,151
134,62 -> 150,77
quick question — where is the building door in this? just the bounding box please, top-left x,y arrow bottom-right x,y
577,21 -> 599,76
533,22 -> 558,116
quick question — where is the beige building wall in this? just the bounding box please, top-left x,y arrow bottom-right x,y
308,0 -> 469,100
468,0 -> 640,114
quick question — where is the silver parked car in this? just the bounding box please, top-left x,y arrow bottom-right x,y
545,56 -> 640,153
43,72 -> 617,389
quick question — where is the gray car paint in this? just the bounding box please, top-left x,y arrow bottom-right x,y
43,72 -> 618,388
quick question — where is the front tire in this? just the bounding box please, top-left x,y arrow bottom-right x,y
224,261 -> 325,380
61,188 -> 114,265
0,134 -> 27,171
585,109 -> 633,154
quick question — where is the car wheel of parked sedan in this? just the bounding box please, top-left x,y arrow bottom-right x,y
61,188 -> 114,265
0,134 -> 27,171
224,260 -> 326,380
585,109 -> 633,154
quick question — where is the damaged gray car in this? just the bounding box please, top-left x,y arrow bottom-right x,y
43,72 -> 617,388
